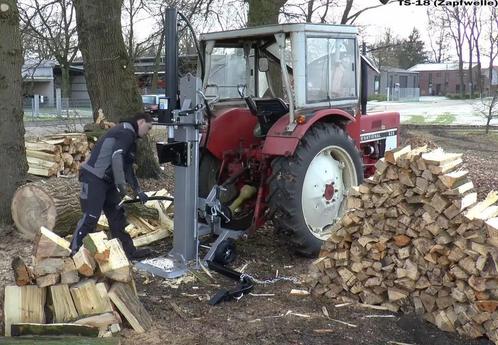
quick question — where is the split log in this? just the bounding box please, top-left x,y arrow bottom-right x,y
11,257 -> 34,286
48,284 -> 79,323
10,323 -> 98,337
70,279 -> 113,317
33,226 -> 71,259
4,285 -> 46,336
74,311 -> 122,330
60,258 -> 79,285
73,246 -> 96,277
108,282 -> 153,333
98,239 -> 131,283
11,178 -> 81,239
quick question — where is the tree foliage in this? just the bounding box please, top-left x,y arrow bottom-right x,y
369,28 -> 427,70
397,28 -> 428,69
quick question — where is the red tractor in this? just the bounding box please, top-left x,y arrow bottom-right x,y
190,23 -> 400,257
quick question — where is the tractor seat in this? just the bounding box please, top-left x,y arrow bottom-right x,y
245,97 -> 289,137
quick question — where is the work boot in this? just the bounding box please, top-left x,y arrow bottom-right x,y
129,247 -> 153,260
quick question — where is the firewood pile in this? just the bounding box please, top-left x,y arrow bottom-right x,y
97,190 -> 174,248
26,133 -> 92,177
4,227 -> 152,338
308,145 -> 498,343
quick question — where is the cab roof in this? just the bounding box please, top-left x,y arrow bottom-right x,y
200,23 -> 358,44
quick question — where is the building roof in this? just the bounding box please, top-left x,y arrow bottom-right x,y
381,66 -> 418,74
408,62 -> 478,72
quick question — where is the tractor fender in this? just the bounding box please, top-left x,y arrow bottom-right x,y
202,107 -> 259,160
262,108 -> 357,157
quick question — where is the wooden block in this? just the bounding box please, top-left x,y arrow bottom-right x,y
36,273 -> 60,288
73,246 -> 96,277
476,300 -> 498,313
33,226 -> 71,259
487,218 -> 498,247
34,258 -> 64,277
393,234 -> 410,247
442,181 -> 474,197
83,231 -> 109,262
60,258 -> 79,285
98,239 -> 131,283
133,228 -> 169,248
468,275 -> 486,292
384,145 -> 411,165
374,158 -> 389,174
49,284 -> 79,323
4,285 -> 46,336
398,169 -> 415,187
438,170 -> 469,189
466,191 -> 498,221
453,192 -> 477,212
428,157 -> 463,175
475,206 -> 498,221
434,310 -> 456,332
430,194 -> 450,214
74,311 -> 122,330
388,287 -> 408,301
421,150 -> 462,166
26,149 -> 61,162
419,292 -> 436,312
11,323 -> 98,337
11,257 -> 34,286
25,141 -> 58,153
70,279 -> 113,317
108,282 -> 153,333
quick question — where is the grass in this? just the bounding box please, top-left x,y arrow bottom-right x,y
432,113 -> 456,124
406,115 -> 426,124
405,113 -> 456,125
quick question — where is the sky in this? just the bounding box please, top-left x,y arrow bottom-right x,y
353,1 -> 430,42
134,0 -> 489,63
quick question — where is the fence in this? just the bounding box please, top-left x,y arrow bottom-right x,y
386,87 -> 420,102
24,95 -> 93,121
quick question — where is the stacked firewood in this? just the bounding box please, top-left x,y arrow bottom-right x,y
26,133 -> 91,177
5,227 -> 152,338
308,145 -> 498,343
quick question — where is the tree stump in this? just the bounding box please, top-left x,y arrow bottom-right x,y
11,178 -> 81,240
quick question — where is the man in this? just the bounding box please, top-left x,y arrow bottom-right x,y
70,112 -> 153,259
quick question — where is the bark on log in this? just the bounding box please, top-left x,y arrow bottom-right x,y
11,178 -> 81,240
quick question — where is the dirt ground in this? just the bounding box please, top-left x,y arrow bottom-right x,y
1,126 -> 498,345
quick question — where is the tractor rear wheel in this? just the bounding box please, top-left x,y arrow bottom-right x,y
268,123 -> 363,256
199,153 -> 253,230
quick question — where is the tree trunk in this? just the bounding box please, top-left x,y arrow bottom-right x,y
468,51 -> 474,98
135,137 -> 161,177
60,64 -> 72,99
73,0 -> 142,122
150,32 -> 165,94
458,61 -> 465,98
74,0 -> 160,178
247,0 -> 287,26
0,0 -> 28,227
11,178 -> 81,240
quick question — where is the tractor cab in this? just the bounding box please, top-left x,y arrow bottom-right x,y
200,24 -> 360,134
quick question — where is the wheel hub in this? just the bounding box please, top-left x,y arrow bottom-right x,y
323,182 -> 336,201
301,146 -> 357,240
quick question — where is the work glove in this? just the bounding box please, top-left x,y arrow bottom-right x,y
137,191 -> 149,205
116,184 -> 127,199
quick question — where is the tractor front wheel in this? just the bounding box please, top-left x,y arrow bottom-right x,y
268,123 -> 363,256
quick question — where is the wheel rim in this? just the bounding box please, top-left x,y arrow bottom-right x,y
301,145 -> 358,240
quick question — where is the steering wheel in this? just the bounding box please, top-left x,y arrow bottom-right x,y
244,96 -> 258,116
